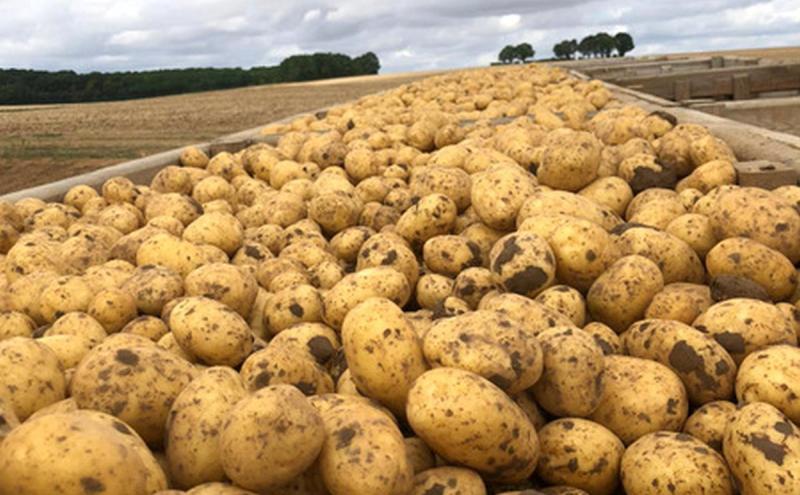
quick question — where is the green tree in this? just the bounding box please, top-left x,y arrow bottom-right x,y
514,42 -> 535,62
498,45 -> 516,64
553,39 -> 578,60
578,35 -> 597,58
594,32 -> 617,58
353,52 -> 380,74
614,32 -> 635,56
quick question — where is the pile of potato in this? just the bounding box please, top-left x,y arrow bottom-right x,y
2,63 -> 800,495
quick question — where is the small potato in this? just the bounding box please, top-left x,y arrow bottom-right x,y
517,190 -> 620,232
416,274 -> 454,310
614,226 -> 704,284
736,345 -> 800,424
0,337 -> 66,420
532,327 -> 604,417
589,355 -> 688,445
623,319 -> 736,404
405,437 -> 436,475
693,298 -> 797,364
343,298 -> 428,416
240,344 -> 334,395
45,311 -> 107,346
86,288 -> 138,334
330,226 -> 375,264
180,146 -> 210,168
587,255 -> 664,332
183,212 -> 243,256
185,263 -> 257,317
220,385 -> 324,492
122,264 -> 185,315
136,233 -> 207,277
423,235 -> 483,278
537,418 -> 624,495
316,397 -> 413,495
471,164 -> 537,230
452,267 -> 495,309
479,292 -> 573,336
410,166 -> 472,212
411,467 -> 486,495
424,310 -> 543,394
356,232 -> 420,287
63,184 -> 99,211
0,412 -> 166,495
322,267 -> 411,329
169,296 -> 253,367
676,159 -> 736,194
264,284 -> 323,335
122,315 -> 169,341
621,431 -> 734,495
0,311 -> 35,340
723,402 -> 800,495
407,368 -> 539,483
683,400 -> 736,452
309,192 -> 362,235
619,153 -> 676,193
665,213 -> 717,258
538,129 -> 601,191
40,275 -> 94,323
396,193 -> 458,249
489,232 -> 556,298
583,322 -> 623,355
536,285 -> 586,326
706,237 -> 797,302
645,283 -> 712,324
578,176 -> 633,217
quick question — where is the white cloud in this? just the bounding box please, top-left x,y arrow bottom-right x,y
0,0 -> 796,73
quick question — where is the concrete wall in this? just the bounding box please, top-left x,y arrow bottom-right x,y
690,97 -> 800,137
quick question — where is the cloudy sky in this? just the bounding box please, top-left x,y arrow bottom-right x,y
1,0 -> 798,74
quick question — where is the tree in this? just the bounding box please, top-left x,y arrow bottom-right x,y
498,45 -> 516,64
514,43 -> 535,63
578,35 -> 597,58
553,39 -> 578,60
614,32 -> 635,56
594,32 -> 617,58
353,52 -> 380,74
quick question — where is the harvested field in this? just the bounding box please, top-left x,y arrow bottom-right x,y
0,71 -> 435,194
662,45 -> 800,62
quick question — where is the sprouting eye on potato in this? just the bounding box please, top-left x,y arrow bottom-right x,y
1,62 -> 798,495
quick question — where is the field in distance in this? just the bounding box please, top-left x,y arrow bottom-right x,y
0,71 -> 437,194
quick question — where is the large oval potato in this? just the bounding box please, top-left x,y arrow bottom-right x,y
489,232 -> 556,298
322,267 -> 411,329
342,298 -> 428,416
0,337 -> 66,421
736,345 -> 800,424
407,367 -> 539,483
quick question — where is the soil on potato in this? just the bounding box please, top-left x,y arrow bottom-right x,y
0,72 -> 434,194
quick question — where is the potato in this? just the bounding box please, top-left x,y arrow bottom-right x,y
614,226 -> 704,284
410,166 -> 472,212
219,385 -> 323,492
182,212 -> 243,256
532,327 -> 604,417
0,337 -> 66,420
263,284 -> 323,334
723,402 -> 800,495
538,129 -> 601,191
86,287 -> 137,334
623,319 -> 736,404
0,396 -> 20,443
536,418 -> 624,495
489,232 -> 556,298
621,431 -> 734,495
706,237 -> 797,302
169,296 -> 253,367
582,322 -> 623,356
411,467 -> 486,495
240,344 -> 334,395
423,235 -> 483,278
407,368 -> 539,483
676,159 -> 736,193
39,275 -> 94,323
424,309 -> 542,394
136,233 -> 206,277
316,396 -> 413,495
452,267 -> 495,308
578,176 -> 633,217
322,267 -> 411,329
405,437 -> 436,475
71,343 -> 196,446
416,273 -> 455,310
0,310 -> 35,340
0,412 -> 166,495
736,345 -> 800,424
693,298 -> 797,364
587,255 -> 664,332
470,164 -> 537,230
122,264 -> 185,315
517,191 -> 620,232
479,292 -> 573,335
708,187 -> 800,263
184,263 -> 257,317
589,355 -> 688,445
38,334 -> 93,369
356,232 -> 420,287
396,193 -> 458,249
683,400 -> 736,452
342,298 -> 427,416
121,315 -> 169,341
644,282 -> 712,324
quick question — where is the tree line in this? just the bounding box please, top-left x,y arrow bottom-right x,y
497,43 -> 536,64
553,32 -> 634,60
0,52 -> 381,105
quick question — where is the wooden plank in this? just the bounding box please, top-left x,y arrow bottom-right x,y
611,64 -> 800,100
733,74 -> 752,100
736,160 -> 798,189
674,80 -> 691,101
